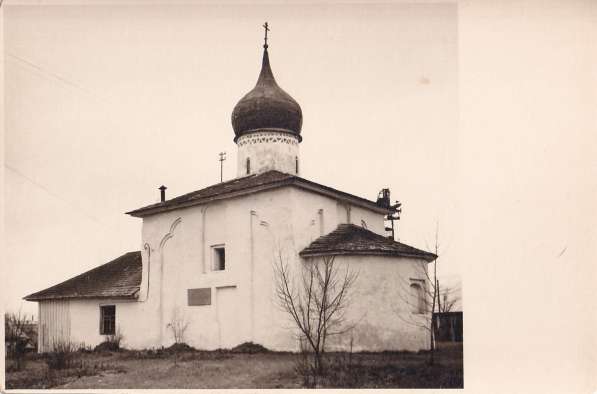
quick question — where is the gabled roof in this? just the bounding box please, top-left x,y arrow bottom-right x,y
24,251 -> 142,301
299,224 -> 437,262
126,170 -> 389,218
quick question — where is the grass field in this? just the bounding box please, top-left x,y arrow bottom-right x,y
5,342 -> 463,389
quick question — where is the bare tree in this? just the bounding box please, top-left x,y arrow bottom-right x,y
437,284 -> 461,313
5,310 -> 32,370
274,253 -> 358,382
395,224 -> 441,364
167,307 -> 190,345
166,308 -> 190,366
430,282 -> 462,344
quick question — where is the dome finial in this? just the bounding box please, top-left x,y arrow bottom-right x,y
263,22 -> 270,49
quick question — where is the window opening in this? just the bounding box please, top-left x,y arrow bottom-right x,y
410,282 -> 426,314
213,246 -> 226,271
100,305 -> 116,335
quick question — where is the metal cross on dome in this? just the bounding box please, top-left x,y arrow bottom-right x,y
263,22 -> 270,48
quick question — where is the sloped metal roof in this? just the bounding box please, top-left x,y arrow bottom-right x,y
24,251 -> 142,301
299,224 -> 437,262
126,170 -> 389,218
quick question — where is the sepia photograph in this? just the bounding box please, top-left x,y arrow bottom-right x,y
3,2 -> 461,389
3,1 -> 595,393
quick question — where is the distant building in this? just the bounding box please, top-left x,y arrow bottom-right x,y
433,311 -> 463,342
24,29 -> 436,353
5,317 -> 37,353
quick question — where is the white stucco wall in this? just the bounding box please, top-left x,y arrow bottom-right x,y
68,298 -> 146,349
342,203 -> 387,235
254,252 -> 431,353
43,184 -> 429,352
236,131 -> 300,176
136,188 -> 297,350
327,255 -> 431,352
39,298 -> 152,351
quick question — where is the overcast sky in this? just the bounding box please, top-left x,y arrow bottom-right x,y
4,3 -> 457,315
4,2 -> 596,391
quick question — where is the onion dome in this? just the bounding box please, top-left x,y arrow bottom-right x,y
231,46 -> 303,142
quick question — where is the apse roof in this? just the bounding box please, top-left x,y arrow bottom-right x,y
24,251 -> 142,301
300,224 -> 437,262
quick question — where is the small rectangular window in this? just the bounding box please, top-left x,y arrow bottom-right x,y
100,305 -> 116,335
213,245 -> 225,271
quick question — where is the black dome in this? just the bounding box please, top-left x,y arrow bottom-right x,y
231,48 -> 302,142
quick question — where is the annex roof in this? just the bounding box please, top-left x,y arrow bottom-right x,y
126,170 -> 389,218
24,251 -> 142,301
299,224 -> 437,262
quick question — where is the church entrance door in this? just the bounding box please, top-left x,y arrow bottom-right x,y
216,286 -> 242,348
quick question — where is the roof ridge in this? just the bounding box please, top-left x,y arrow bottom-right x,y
138,173 -> 262,210
126,170 -> 386,218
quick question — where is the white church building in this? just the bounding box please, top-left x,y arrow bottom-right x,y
25,30 -> 436,353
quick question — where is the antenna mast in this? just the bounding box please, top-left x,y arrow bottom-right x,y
376,188 -> 402,240
218,152 -> 226,183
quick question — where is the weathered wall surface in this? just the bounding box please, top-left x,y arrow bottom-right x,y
137,188 -> 297,350
236,131 -> 300,176
38,300 -> 71,352
68,298 -> 147,349
336,200 -> 386,235
327,255 -> 431,352
48,184 -> 429,352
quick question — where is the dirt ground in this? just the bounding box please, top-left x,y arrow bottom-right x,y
5,342 -> 463,389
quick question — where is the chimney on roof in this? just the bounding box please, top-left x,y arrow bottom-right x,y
159,185 -> 167,202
